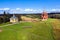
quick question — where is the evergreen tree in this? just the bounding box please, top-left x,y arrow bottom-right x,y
3,11 -> 7,23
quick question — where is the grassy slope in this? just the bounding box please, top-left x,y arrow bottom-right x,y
0,19 -> 57,40
51,19 -> 60,40
0,22 -> 11,26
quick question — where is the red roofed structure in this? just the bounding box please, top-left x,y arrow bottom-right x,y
41,11 -> 48,21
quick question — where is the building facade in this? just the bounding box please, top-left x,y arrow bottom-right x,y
41,11 -> 48,21
10,15 -> 18,23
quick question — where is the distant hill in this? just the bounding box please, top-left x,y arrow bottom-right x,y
0,12 -> 60,19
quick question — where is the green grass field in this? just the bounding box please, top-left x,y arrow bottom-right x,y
0,19 -> 60,40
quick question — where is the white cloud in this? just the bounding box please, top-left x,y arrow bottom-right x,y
0,8 -> 42,13
1,8 -> 60,13
0,8 -> 10,11
49,9 -> 60,12
4,8 -> 10,10
44,9 -> 60,13
10,8 -> 40,13
16,8 -> 20,10
51,9 -> 56,11
51,9 -> 57,11
24,8 -> 35,12
10,8 -> 23,13
24,8 -> 42,13
0,8 -> 3,10
38,9 -> 42,13
15,8 -> 23,11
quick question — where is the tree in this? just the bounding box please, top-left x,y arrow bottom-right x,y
0,17 -> 3,24
3,11 -> 7,23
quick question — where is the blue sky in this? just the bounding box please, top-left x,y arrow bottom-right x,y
0,0 -> 60,13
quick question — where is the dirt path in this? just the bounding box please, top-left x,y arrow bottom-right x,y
0,21 -> 31,28
0,22 -> 20,27
21,16 -> 40,22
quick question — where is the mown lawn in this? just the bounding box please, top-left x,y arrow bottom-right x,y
0,19 -> 58,40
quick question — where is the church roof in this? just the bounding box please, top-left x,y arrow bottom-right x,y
10,14 -> 18,19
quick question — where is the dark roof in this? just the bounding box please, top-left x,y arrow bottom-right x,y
10,15 -> 18,19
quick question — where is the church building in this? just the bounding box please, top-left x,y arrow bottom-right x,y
41,10 -> 48,21
10,14 -> 18,23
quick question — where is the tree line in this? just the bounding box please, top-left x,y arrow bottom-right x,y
0,11 -> 10,24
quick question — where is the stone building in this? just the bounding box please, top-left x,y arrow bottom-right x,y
10,14 -> 18,23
